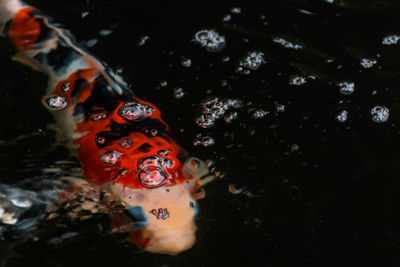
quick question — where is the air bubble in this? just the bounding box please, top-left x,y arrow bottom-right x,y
81,11 -> 89,18
193,29 -> 226,52
360,58 -> 377,68
371,106 -> 389,123
337,82 -> 355,95
230,7 -> 242,14
181,57 -> 192,67
86,39 -> 98,47
46,95 -> 67,110
138,166 -> 167,187
275,103 -> 285,112
160,81 -> 168,88
289,76 -> 307,86
158,150 -> 169,156
99,29 -> 112,36
138,35 -> 150,46
61,82 -> 71,92
173,87 -> 185,99
252,109 -> 269,119
382,35 -> 400,45
90,113 -> 107,121
137,156 -> 163,170
96,136 -> 106,145
149,129 -> 158,136
193,136 -> 215,147
236,51 -> 264,74
195,97 -> 242,128
336,110 -> 348,122
119,168 -> 128,177
118,102 -> 153,121
120,138 -> 133,148
191,159 -> 201,168
224,111 -> 238,123
99,150 -> 122,164
273,37 -> 303,50
163,158 -> 174,168
222,14 -> 232,22
221,56 -> 230,62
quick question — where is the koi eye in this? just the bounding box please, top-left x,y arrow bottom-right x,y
125,206 -> 149,230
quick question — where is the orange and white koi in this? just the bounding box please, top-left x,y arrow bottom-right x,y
0,0 -> 214,255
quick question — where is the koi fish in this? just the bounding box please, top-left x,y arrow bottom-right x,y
0,0 -> 214,254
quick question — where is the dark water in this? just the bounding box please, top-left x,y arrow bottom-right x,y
1,0 -> 400,266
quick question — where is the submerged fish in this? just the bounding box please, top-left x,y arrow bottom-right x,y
0,0 -> 214,255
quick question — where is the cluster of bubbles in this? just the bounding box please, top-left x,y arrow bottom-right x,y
193,29 -> 226,52
371,105 -> 389,123
360,58 -> 377,68
224,111 -> 238,123
236,51 -> 265,74
252,109 -> 270,119
336,110 -> 348,122
289,75 -> 307,86
46,95 -> 67,110
273,37 -> 303,50
137,155 -> 173,187
99,150 -> 123,164
193,135 -> 216,147
337,81 -> 355,95
118,102 -> 154,121
195,97 -> 243,128
382,35 -> 400,45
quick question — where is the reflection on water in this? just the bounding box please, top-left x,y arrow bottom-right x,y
1,0 -> 400,266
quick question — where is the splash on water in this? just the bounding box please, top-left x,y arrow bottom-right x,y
195,97 -> 243,128
236,51 -> 265,74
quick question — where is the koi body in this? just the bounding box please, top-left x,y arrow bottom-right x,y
0,0 -> 214,255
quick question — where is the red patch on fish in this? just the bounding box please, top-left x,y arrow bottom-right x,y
8,7 -> 41,51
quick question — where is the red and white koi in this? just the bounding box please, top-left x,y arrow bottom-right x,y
0,0 -> 214,255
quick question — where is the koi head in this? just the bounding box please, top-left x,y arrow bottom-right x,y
110,157 -> 214,255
